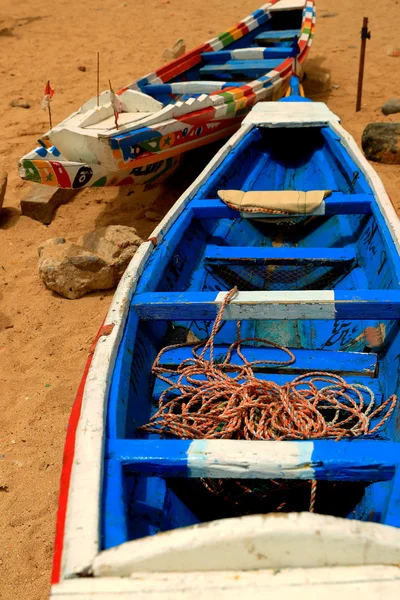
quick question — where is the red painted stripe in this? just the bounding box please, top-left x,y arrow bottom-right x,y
175,105 -> 216,125
51,320 -> 107,584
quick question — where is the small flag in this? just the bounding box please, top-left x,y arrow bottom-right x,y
42,81 -> 55,110
109,80 -> 122,129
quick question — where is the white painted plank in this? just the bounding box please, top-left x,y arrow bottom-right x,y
92,513 -> 400,576
243,101 -> 340,127
214,290 -> 336,319
50,566 -> 400,599
187,440 -> 314,478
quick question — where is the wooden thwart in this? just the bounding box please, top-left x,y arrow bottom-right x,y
204,245 -> 357,266
157,345 -> 377,377
200,59 -> 281,79
254,29 -> 301,44
132,290 -> 400,320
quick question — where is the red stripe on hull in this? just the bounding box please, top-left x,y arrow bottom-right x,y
51,321 -> 107,584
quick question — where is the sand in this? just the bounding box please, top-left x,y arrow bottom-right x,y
0,0 -> 399,598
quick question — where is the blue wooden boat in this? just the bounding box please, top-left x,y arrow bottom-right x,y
51,80 -> 400,598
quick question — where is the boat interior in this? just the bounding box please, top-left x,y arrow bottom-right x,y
139,9 -> 304,105
101,117 -> 400,552
64,8 -> 305,135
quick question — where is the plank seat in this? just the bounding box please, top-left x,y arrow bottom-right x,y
105,438 -> 397,482
255,29 -> 301,45
156,345 -> 377,376
201,47 -> 296,63
132,290 -> 400,320
204,245 -> 357,266
200,59 -> 281,80
141,81 -> 246,95
189,194 -> 373,219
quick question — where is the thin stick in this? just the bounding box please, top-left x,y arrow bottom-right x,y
97,52 -> 100,107
47,80 -> 52,128
109,79 -> 119,130
356,17 -> 371,112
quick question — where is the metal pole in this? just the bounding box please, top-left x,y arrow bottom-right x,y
356,17 -> 371,112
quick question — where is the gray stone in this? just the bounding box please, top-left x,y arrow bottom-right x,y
362,122 -> 400,164
303,66 -> 331,95
38,237 -> 66,257
0,172 -> 7,212
10,99 -> 30,109
78,225 -> 142,279
21,186 -> 77,225
382,98 -> 400,116
38,225 -> 143,299
38,241 -> 114,299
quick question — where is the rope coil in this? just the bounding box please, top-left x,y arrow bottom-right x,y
141,287 -> 398,511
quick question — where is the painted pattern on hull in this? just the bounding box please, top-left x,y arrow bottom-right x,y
21,155 -> 180,188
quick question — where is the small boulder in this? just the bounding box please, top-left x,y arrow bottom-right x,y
387,46 -> 400,57
38,240 -> 114,299
0,171 -> 7,212
10,99 -> 30,109
381,98 -> 400,116
303,65 -> 331,95
362,122 -> 400,164
78,225 -> 142,280
162,39 -> 186,60
38,226 -> 143,299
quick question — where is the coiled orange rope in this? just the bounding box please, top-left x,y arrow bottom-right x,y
142,287 -> 398,511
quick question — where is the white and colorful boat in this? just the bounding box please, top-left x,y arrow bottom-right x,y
18,0 -> 314,189
50,83 -> 400,599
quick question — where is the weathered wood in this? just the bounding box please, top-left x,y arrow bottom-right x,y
200,59 -> 281,79
254,29 -> 301,44
157,345 -> 377,377
132,290 -> 400,321
204,245 -> 357,266
190,194 -> 373,218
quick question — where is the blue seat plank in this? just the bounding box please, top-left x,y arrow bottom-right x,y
204,245 -> 357,266
132,290 -> 400,321
189,194 -> 372,219
157,344 -> 377,376
201,47 -> 296,62
106,438 -> 397,482
200,59 -> 281,80
255,29 -> 301,44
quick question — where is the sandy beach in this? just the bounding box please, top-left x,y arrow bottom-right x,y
0,1 -> 399,598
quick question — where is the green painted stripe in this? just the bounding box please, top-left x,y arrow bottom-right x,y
218,91 -> 235,103
218,32 -> 235,47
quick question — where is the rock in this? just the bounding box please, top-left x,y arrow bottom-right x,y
39,226 -> 143,298
78,224 -> 143,280
332,84 -> 340,90
163,39 -> 186,60
321,11 -> 337,18
362,122 -> 400,164
387,46 -> 400,57
77,65 -> 87,72
145,209 -> 164,221
302,63 -> 331,95
20,186 -> 77,224
10,98 -> 30,109
381,98 -> 400,116
0,172 -> 7,212
38,240 -> 115,299
38,237 -> 66,257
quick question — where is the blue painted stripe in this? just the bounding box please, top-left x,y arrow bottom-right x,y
204,245 -> 357,265
102,459 -> 129,550
200,59 -> 282,78
35,146 -> 48,157
107,311 -> 140,439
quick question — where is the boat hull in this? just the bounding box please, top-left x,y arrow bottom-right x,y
18,0 -> 315,189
